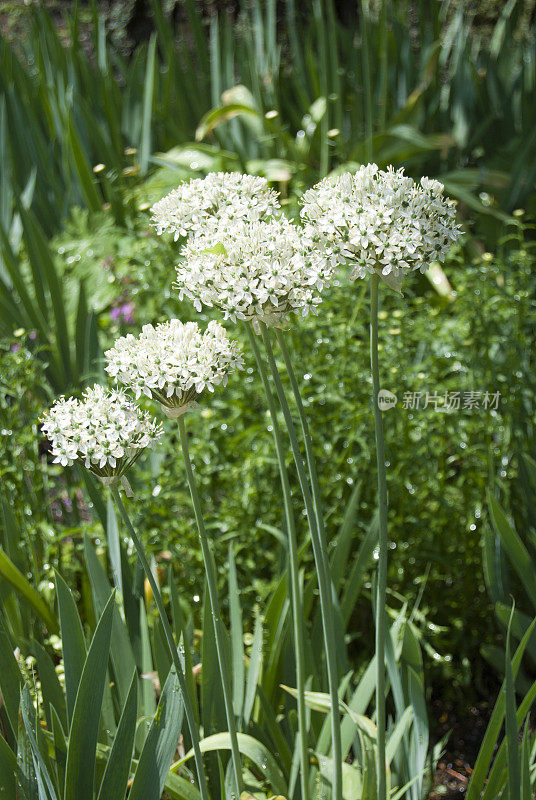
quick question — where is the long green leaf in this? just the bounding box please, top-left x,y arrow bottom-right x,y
83,533 -> 136,708
520,718 -> 531,800
50,707 -> 67,795
481,678 -> 536,800
0,547 -> 58,634
97,670 -> 138,800
20,685 -> 59,800
67,114 -> 102,212
467,615 -> 536,800
488,493 -> 536,608
0,732 -> 17,798
243,608 -> 263,726
128,666 -> 184,800
64,591 -> 115,800
341,514 -> 378,626
139,34 -> 156,174
170,574 -> 198,728
33,639 -> 67,731
176,733 -> 287,796
330,482 -> 362,590
315,752 -> 364,800
0,631 -> 22,738
281,684 -> 376,741
18,204 -> 72,386
228,544 -> 244,722
505,603 -> 521,800
164,773 -> 202,800
195,104 -> 263,141
386,707 -> 414,765
56,571 -> 86,725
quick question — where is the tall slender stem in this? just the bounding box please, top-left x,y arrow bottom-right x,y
274,329 -> 326,564
259,322 -> 342,800
274,328 -> 342,797
110,485 -> 210,800
370,274 -> 388,800
177,415 -> 243,798
245,322 -> 310,800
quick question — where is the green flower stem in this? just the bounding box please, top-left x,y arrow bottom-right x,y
273,327 -> 342,799
370,274 -> 388,800
110,484 -> 210,800
245,321 -> 310,800
274,329 -> 327,571
177,415 -> 244,799
259,322 -> 342,800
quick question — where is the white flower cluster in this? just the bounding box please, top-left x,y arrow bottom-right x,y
40,384 -> 162,476
151,172 -> 280,240
300,164 -> 460,292
105,319 -> 244,415
175,217 -> 334,325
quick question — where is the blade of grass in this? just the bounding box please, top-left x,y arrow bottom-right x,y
505,602 -> 521,800
0,548 -> 58,634
139,34 -> 156,175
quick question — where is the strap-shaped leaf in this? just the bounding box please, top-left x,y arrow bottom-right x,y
164,772 -> 202,800
254,686 -> 293,774
139,34 -> 157,175
315,752 -> 364,800
521,718 -> 531,800
20,685 -> 59,800
0,731 -> 17,798
341,514 -> 378,626
33,639 -> 67,731
228,544 -> 244,722
243,608 -> 263,726
97,670 -> 137,800
128,666 -> 184,800
505,604 -> 521,800
281,685 -> 376,741
201,577 -> 226,736
0,631 -> 22,738
170,572 -> 198,727
56,571 -> 86,725
80,469 -> 107,529
175,733 -> 287,796
489,493 -> 536,608
17,202 -> 72,387
64,591 -> 115,800
330,481 -> 362,591
66,114 -> 102,212
0,548 -> 58,634
386,707 -> 414,765
50,707 -> 67,795
467,615 -> 536,799
83,534 -> 136,709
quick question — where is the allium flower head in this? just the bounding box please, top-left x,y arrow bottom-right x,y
40,385 -> 162,478
105,319 -> 244,418
175,217 -> 333,326
151,172 -> 281,240
300,164 -> 461,292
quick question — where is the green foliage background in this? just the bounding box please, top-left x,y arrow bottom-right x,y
0,0 -> 535,757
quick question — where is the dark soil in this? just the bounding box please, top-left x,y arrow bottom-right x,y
429,697 -> 493,799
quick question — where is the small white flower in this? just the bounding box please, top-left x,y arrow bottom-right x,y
175,217 -> 333,326
40,384 -> 162,479
105,319 -> 244,414
150,172 -> 281,240
300,164 -> 461,292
